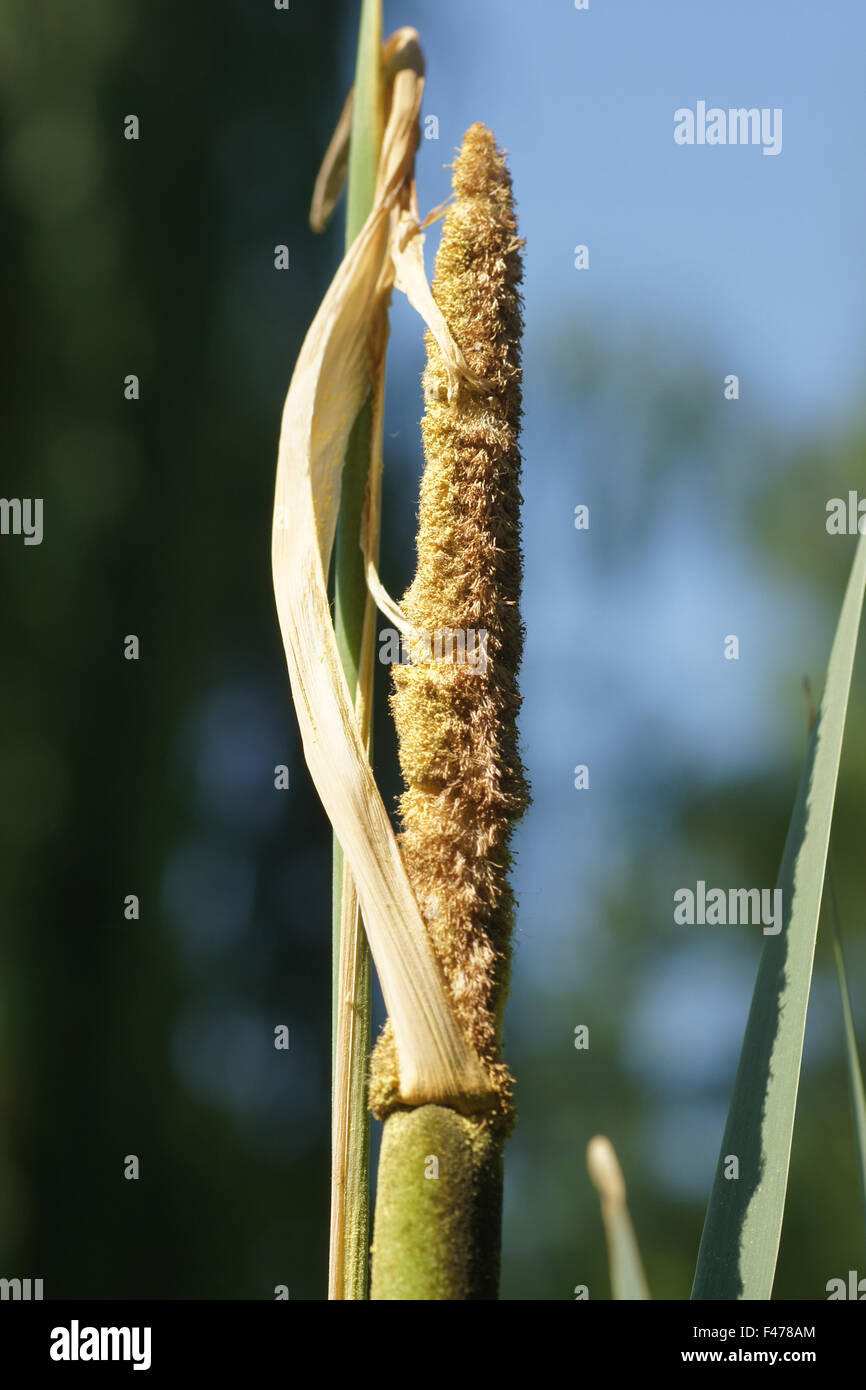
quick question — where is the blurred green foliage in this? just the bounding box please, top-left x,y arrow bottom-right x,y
0,0 -> 356,1298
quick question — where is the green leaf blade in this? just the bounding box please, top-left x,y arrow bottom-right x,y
692,532 -> 866,1300
330,0 -> 384,1301
344,0 -> 384,252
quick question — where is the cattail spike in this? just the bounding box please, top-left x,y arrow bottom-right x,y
370,124 -> 529,1129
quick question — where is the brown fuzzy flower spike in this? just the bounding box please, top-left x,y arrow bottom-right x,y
370,124 -> 529,1130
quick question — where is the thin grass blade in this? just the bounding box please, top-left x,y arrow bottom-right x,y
328,0 -> 384,1303
692,531 -> 866,1299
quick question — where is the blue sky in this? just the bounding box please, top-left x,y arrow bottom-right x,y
366,0 -> 865,802
380,0 -> 866,427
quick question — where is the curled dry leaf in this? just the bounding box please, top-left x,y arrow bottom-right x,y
271,29 -> 490,1109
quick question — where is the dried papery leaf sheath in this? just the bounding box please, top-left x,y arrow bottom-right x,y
371,124 -> 529,1130
271,36 -> 490,1111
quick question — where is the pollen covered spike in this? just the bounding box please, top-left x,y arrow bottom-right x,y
370,124 -> 529,1130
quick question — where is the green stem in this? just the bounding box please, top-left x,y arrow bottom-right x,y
370,1107 -> 504,1300
330,0 -> 383,1301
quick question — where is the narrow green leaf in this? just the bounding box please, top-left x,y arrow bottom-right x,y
344,0 -> 384,250
692,532 -> 866,1300
826,858 -> 866,1244
587,1136 -> 651,1300
330,0 -> 384,1301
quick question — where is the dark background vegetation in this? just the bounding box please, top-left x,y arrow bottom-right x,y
0,0 -> 864,1299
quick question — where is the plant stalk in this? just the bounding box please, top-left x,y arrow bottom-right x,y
370,1107 -> 504,1300
329,0 -> 384,1301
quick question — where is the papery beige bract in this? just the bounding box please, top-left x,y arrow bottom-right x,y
271,29 -> 489,1109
